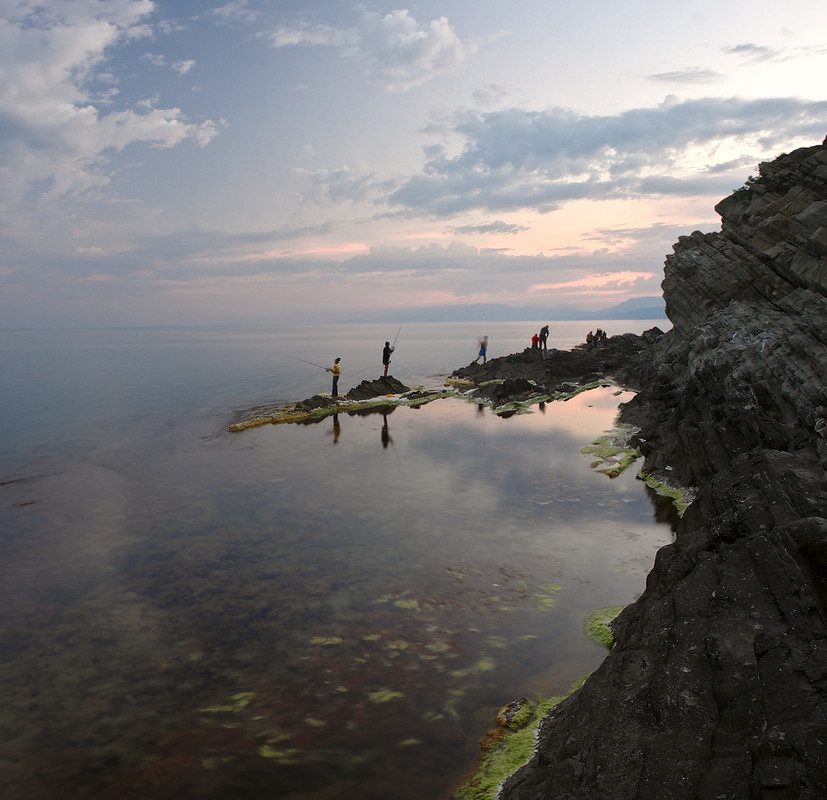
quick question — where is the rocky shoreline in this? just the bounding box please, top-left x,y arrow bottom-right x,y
228,138 -> 827,799
492,139 -> 827,798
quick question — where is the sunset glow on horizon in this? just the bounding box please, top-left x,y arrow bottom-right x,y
1,0 -> 825,327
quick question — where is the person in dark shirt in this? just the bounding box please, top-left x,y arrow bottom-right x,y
382,341 -> 394,377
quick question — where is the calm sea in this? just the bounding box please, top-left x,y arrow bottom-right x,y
0,320 -> 672,800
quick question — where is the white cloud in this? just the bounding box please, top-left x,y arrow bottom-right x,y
0,0 -> 217,209
648,68 -> 723,84
387,96 -> 827,216
172,59 -> 195,75
448,221 -> 529,235
265,7 -> 475,91
211,0 -> 260,25
726,43 -> 782,63
141,52 -> 196,75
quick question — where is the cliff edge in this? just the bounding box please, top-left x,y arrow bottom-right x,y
499,138 -> 827,798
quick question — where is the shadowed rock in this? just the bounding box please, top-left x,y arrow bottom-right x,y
498,137 -> 827,799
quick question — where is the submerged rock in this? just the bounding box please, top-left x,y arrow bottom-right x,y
495,697 -> 534,732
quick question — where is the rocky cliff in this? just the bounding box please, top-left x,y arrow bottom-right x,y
499,138 -> 827,798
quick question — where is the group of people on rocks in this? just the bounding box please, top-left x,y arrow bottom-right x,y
324,339 -> 397,397
323,324 -> 606,397
585,328 -> 608,348
530,324 -> 550,351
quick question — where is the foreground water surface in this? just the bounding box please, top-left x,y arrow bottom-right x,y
0,321 -> 674,799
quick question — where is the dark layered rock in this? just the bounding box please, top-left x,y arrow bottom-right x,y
451,329 -> 665,401
499,138 -> 827,799
291,376 -> 410,412
345,375 -> 409,401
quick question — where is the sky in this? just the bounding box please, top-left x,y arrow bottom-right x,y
1,0 -> 825,327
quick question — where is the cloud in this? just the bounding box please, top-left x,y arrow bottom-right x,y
648,68 -> 722,84
295,165 -> 390,205
172,59 -> 195,75
141,52 -> 195,74
448,221 -> 529,235
724,42 -> 827,64
0,0 -> 217,210
264,7 -> 475,91
211,0 -> 260,25
725,43 -> 782,63
386,96 -> 827,216
472,83 -> 509,106
531,270 -> 655,293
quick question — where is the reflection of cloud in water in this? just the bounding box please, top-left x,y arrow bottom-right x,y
0,385 -> 675,800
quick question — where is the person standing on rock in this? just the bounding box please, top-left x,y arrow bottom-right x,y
474,336 -> 488,364
326,357 -> 341,397
381,341 -> 394,377
539,325 -> 549,350
586,330 -> 594,348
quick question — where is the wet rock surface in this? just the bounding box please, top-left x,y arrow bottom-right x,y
495,139 -> 827,798
229,376 -> 423,430
451,330 -> 664,401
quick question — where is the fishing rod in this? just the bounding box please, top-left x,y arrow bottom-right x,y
391,325 -> 402,349
287,355 -> 329,370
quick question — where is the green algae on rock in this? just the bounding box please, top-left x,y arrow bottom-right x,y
495,697 -> 534,731
580,423 -> 642,478
639,471 -> 695,517
228,390 -> 451,431
584,606 -> 625,650
453,605 -> 630,799
451,693 -> 572,800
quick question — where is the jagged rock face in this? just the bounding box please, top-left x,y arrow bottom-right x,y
500,138 -> 827,799
664,140 -> 827,336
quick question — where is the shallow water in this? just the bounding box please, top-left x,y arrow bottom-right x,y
0,321 -> 673,799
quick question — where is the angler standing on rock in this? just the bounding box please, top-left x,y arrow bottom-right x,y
474,336 -> 488,364
381,341 -> 394,377
326,357 -> 341,397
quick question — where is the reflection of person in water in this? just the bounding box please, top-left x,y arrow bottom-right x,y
331,413 -> 341,443
381,410 -> 392,448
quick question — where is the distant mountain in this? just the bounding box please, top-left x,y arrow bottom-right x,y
593,296 -> 668,320
341,296 -> 666,324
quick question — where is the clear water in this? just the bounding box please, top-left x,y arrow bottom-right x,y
0,320 -> 673,800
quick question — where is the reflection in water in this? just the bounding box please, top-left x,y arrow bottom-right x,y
0,388 -> 675,800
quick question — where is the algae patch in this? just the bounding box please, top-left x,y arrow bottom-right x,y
584,606 -> 625,650
367,688 -> 404,703
640,471 -> 695,516
229,390 -> 452,431
581,423 -> 641,478
452,602 -> 629,800
451,692 -> 573,800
